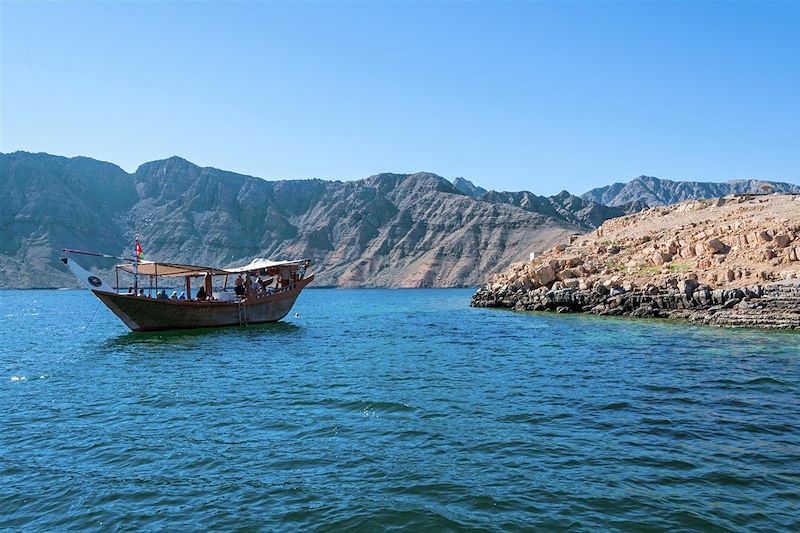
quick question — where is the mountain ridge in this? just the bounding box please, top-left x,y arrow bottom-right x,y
0,152 -> 579,288
2,151 -> 798,289
582,175 -> 800,206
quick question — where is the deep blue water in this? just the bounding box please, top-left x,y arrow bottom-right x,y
1,288 -> 799,531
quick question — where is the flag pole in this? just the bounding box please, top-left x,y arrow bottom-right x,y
133,235 -> 140,294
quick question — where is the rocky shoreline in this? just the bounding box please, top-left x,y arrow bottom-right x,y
472,279 -> 800,329
471,194 -> 800,329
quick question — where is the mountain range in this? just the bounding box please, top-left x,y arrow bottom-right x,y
582,175 -> 800,207
1,151 -> 798,288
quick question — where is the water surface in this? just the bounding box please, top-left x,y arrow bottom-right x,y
1,289 -> 799,531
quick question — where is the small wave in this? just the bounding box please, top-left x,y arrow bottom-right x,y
623,456 -> 697,470
340,400 -> 414,414
702,470 -> 756,487
419,411 -> 449,420
386,481 -> 466,497
745,377 -> 788,386
713,398 -> 755,408
601,401 -> 631,410
642,384 -> 686,394
670,396 -> 700,405
497,412 -> 570,424
772,490 -> 800,502
638,426 -> 699,440
8,374 -> 49,382
291,398 -> 414,414
313,506 -> 470,531
641,417 -> 673,426
666,509 -> 734,531
714,377 -> 789,388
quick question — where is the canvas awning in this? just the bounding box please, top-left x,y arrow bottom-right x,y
225,258 -> 305,273
116,261 -> 230,277
116,258 -> 307,277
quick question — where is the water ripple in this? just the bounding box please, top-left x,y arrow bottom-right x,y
1,289 -> 799,531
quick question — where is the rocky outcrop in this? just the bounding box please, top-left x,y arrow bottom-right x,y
452,177 -> 487,198
473,278 -> 800,329
472,194 -> 800,329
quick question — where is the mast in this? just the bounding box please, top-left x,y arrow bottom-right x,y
133,235 -> 140,294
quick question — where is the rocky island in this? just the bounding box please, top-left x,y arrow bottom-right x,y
472,194 -> 800,329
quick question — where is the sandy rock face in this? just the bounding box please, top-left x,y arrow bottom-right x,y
473,194 -> 800,329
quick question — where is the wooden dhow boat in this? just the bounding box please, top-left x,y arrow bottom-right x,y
61,244 -> 314,332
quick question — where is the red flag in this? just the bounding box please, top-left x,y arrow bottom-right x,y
135,240 -> 144,261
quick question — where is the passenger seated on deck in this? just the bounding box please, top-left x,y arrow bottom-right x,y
257,278 -> 268,295
170,291 -> 178,300
195,286 -> 207,300
127,287 -> 134,295
178,291 -> 186,300
234,275 -> 245,296
138,289 -> 146,297
157,289 -> 169,299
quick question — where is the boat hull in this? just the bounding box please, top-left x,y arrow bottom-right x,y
93,275 -> 314,332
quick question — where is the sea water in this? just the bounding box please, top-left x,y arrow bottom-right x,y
1,289 -> 799,531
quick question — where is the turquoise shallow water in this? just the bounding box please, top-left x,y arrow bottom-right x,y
1,288 -> 799,531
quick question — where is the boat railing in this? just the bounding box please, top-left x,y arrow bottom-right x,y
253,282 -> 298,299
114,281 -> 301,302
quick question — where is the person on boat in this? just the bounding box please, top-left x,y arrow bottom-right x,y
127,287 -> 134,295
178,291 -> 186,300
257,278 -> 269,296
170,291 -> 178,300
138,289 -> 147,297
248,275 -> 260,297
234,275 -> 245,296
157,289 -> 169,299
196,286 -> 207,300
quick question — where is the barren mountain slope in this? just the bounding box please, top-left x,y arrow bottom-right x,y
0,153 -> 137,287
5,152 -> 798,289
0,153 -> 580,288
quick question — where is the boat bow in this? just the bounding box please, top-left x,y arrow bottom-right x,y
60,257 -> 116,293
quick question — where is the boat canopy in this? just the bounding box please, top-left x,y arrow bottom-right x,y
116,258 -> 306,277
225,258 -> 306,273
116,261 -> 231,277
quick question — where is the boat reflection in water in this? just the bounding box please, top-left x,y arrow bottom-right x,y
61,248 -> 313,332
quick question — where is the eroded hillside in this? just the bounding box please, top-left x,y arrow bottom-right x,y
0,153 -> 579,288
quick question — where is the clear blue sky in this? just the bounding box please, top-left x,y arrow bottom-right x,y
2,1 -> 798,195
